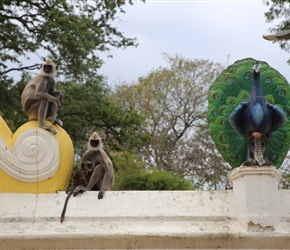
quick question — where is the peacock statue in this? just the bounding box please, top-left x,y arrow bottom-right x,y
207,58 -> 290,168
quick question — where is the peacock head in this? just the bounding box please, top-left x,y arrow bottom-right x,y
252,62 -> 261,73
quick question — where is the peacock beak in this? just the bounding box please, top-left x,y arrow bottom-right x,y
252,63 -> 261,73
252,132 -> 262,138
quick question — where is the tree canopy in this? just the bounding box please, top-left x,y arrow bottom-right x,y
0,0 -> 142,80
0,0 -> 191,191
1,1 -> 263,190
0,0 -> 146,156
112,55 -> 231,189
111,151 -> 194,191
264,0 -> 290,61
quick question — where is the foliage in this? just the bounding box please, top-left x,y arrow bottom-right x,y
0,0 -> 145,149
264,0 -> 290,62
110,151 -> 146,189
0,74 -> 27,131
112,151 -> 193,190
117,171 -> 194,191
112,54 -> 230,189
0,0 -> 143,80
279,153 -> 290,189
0,0 -> 199,190
59,79 -> 145,155
180,124 -> 232,190
0,72 -> 145,161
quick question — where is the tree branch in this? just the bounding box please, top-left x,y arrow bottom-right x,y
0,64 -> 40,75
0,13 -> 40,33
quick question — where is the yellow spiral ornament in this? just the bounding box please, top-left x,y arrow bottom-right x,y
0,117 -> 74,193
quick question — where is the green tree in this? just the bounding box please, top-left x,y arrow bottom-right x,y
264,0 -> 290,61
112,54 -> 230,190
3,73 -> 145,158
59,78 -> 145,156
112,151 -> 193,191
0,0 -> 143,80
0,0 -> 193,190
0,0 -> 146,157
0,74 -> 27,131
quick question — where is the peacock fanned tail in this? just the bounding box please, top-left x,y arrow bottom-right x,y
207,57 -> 290,168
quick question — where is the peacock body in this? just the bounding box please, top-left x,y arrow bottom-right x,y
207,58 -> 290,168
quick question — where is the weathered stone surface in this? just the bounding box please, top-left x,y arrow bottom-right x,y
0,189 -> 290,249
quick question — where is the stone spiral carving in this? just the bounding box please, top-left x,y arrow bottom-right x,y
0,128 -> 59,182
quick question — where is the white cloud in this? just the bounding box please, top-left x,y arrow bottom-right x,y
99,1 -> 290,86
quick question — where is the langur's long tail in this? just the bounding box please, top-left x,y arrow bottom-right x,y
60,186 -> 75,223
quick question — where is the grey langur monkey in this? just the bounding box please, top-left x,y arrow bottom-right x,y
73,132 -> 114,199
21,58 -> 64,134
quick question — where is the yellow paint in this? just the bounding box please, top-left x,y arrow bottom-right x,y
0,117 -> 74,193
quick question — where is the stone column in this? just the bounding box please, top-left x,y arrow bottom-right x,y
228,166 -> 281,232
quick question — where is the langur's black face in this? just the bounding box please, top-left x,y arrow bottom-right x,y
82,161 -> 93,171
87,163 -> 93,170
90,139 -> 99,148
43,64 -> 53,74
43,64 -> 58,74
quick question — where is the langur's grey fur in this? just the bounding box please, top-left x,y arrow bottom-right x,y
21,58 -> 64,134
73,132 -> 114,199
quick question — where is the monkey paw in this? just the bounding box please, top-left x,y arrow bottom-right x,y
39,124 -> 57,135
54,119 -> 63,127
73,185 -> 87,196
47,118 -> 63,127
48,127 -> 57,135
98,191 -> 104,199
73,187 -> 81,196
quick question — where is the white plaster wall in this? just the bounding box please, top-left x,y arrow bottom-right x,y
0,190 -> 290,249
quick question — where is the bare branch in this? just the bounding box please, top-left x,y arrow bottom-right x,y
0,12 -> 40,33
0,64 -> 40,75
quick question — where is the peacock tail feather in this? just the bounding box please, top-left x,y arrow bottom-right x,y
207,57 -> 290,168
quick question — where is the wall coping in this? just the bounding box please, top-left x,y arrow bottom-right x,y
1,190 -> 290,249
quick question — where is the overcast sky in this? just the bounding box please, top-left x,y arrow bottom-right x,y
98,0 -> 290,86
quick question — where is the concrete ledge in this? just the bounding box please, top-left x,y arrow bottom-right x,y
1,191 -> 290,249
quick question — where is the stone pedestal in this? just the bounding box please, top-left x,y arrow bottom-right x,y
228,166 -> 281,232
